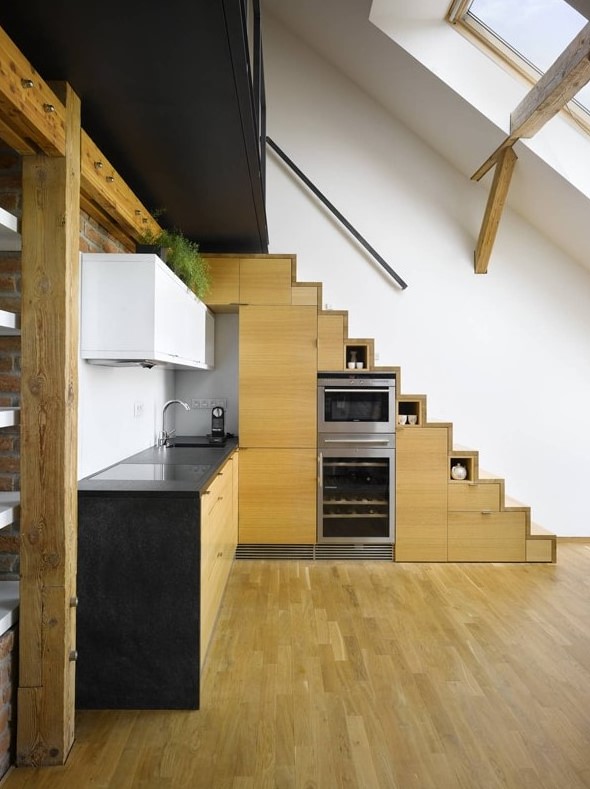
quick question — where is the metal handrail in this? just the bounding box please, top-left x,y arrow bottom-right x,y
266,136 -> 408,289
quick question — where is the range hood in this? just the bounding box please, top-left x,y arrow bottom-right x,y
80,254 -> 215,371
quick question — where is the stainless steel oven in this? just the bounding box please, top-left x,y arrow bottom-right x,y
317,372 -> 396,434
318,433 -> 395,544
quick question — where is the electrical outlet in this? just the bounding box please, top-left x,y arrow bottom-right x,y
375,352 -> 380,361
133,401 -> 144,418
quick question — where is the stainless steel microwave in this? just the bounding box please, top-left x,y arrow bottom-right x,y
317,372 -> 396,434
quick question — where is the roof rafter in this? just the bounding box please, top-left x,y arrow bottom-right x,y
470,18 -> 590,272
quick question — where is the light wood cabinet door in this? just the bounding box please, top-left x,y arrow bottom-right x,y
239,305 -> 317,448
448,511 -> 526,562
239,448 -> 316,544
200,457 -> 235,666
448,482 -> 501,511
240,256 -> 292,305
318,313 -> 345,370
204,257 -> 240,309
395,427 -> 448,561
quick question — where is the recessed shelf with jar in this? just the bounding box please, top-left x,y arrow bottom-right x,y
449,455 -> 475,482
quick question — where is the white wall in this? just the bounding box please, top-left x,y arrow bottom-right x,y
78,362 -> 174,479
263,14 -> 590,536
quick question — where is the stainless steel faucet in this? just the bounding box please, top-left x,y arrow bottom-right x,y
159,399 -> 190,447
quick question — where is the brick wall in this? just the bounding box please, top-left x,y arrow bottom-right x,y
0,148 -> 129,776
0,627 -> 17,780
0,150 -> 22,580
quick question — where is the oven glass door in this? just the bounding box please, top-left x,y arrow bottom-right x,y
320,387 -> 393,432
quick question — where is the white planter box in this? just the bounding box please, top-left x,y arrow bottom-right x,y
80,254 -> 214,370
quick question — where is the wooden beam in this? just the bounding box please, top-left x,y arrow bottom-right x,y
511,21 -> 590,138
471,136 -> 517,183
18,81 -> 80,767
81,131 -> 161,243
474,146 -> 517,274
0,26 -> 66,155
474,20 -> 590,183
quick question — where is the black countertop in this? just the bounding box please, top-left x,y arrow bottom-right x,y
78,436 -> 238,495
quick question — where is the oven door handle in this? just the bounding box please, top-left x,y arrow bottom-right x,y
324,388 -> 390,393
322,438 -> 392,444
318,452 -> 323,488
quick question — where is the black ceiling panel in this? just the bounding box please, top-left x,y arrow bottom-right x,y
0,0 -> 268,252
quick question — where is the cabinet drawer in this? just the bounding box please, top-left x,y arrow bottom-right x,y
448,511 -> 526,562
448,482 -> 501,512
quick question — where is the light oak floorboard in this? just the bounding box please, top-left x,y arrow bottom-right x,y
3,543 -> 590,788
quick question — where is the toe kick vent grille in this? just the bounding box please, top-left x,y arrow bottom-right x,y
235,543 -> 394,561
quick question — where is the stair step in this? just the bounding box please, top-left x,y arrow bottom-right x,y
0,492 -> 20,531
0,206 -> 21,251
0,309 -> 20,335
0,407 -> 19,428
530,521 -> 556,537
0,580 -> 19,636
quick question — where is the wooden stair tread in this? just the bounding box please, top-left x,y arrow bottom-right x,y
529,522 -> 556,538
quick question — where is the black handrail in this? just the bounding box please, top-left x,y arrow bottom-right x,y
266,136 -> 408,289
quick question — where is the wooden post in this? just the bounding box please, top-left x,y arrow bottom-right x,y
474,146 -> 517,275
17,82 -> 80,766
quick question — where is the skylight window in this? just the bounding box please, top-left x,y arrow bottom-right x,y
449,0 -> 590,121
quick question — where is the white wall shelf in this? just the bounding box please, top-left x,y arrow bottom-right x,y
0,309 -> 20,335
0,206 -> 21,252
0,580 -> 19,635
0,492 -> 20,532
0,407 -> 19,429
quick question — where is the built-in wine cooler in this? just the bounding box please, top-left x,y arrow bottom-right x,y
317,433 -> 395,544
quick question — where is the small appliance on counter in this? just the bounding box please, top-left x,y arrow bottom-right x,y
211,406 -> 225,437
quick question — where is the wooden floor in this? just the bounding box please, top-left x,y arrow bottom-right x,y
3,542 -> 590,788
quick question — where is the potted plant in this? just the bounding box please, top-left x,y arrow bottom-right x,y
137,227 -> 211,300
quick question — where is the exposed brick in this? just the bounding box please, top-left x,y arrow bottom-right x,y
0,457 -> 19,474
0,276 -> 17,293
0,438 -> 15,452
0,376 -> 19,394
0,633 -> 14,658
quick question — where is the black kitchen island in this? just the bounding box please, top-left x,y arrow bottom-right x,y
77,438 -> 238,710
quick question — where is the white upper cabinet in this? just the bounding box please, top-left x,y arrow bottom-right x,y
80,254 -> 214,370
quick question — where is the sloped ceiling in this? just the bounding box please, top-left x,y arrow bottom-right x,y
0,0 -> 268,253
262,0 -> 590,273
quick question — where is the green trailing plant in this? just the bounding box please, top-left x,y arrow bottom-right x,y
137,226 -> 211,300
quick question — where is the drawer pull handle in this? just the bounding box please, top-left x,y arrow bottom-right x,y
202,491 -> 211,496
481,510 -> 492,515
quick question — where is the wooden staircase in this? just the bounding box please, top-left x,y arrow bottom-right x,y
300,274 -> 557,564
199,254 -> 558,564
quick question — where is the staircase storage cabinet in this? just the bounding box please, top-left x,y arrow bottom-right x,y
81,254 -> 214,369
239,448 -> 316,544
200,456 -> 237,665
318,312 -> 346,370
395,427 -> 448,561
448,510 -> 527,562
239,306 -> 317,448
204,254 -> 295,309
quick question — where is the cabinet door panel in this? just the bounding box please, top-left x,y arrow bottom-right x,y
448,482 -> 501,511
204,257 -> 239,308
395,427 -> 448,561
318,313 -> 345,370
448,512 -> 526,562
240,257 -> 292,305
240,306 -> 317,447
239,449 -> 316,544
